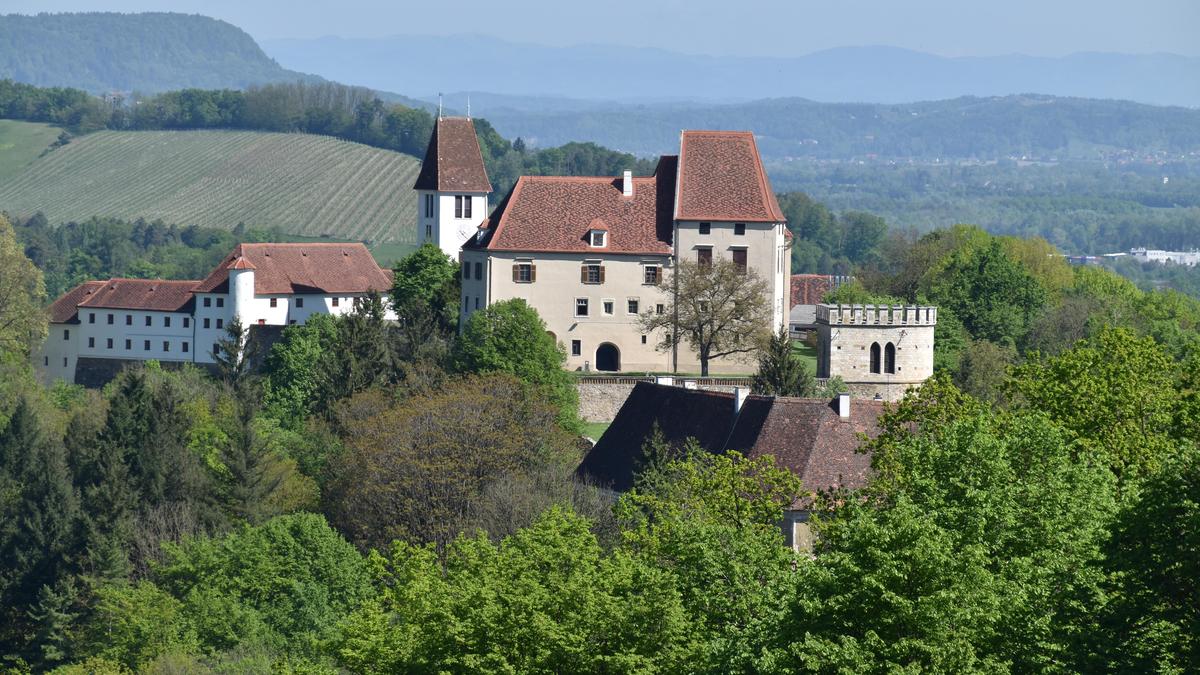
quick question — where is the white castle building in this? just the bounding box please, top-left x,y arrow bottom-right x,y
36,242 -> 395,385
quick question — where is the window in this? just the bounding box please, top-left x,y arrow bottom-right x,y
126,314 -> 132,325
698,222 -> 711,234
575,298 -> 589,317
107,313 -> 114,324
63,357 -> 68,367
603,300 -> 614,315
732,248 -> 748,274
182,342 -> 189,353
641,334 -> 648,344
125,339 -> 131,350
88,337 -> 95,348
106,338 -> 113,349
163,341 -> 170,352
296,298 -> 304,308
164,316 -> 171,327
581,264 -> 604,284
144,340 -> 151,351
627,298 -> 639,314
589,230 -> 607,248
643,265 -> 660,285
734,222 -> 746,236
183,317 -> 190,328
463,296 -> 469,312
885,342 -> 896,374
203,297 -> 211,307
513,262 -> 535,283
216,319 -> 224,329
145,316 -> 152,327
870,342 -> 881,374
88,313 -> 95,324
332,297 -> 339,307
463,264 -> 471,280
656,304 -> 665,315
44,356 -> 48,366
63,329 -> 69,340
474,262 -> 482,279
270,298 -> 277,308
426,224 -> 433,238
424,193 -> 434,218
216,297 -> 224,308
213,344 -> 220,357
203,318 -> 211,329
571,340 -> 582,356
455,195 -> 472,219
475,297 -> 480,309
289,320 -> 296,324
697,248 -> 712,267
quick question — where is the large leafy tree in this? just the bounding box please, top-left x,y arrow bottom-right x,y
324,373 -> 578,551
453,299 -> 579,430
0,215 -> 47,364
390,242 -> 459,339
335,507 -> 691,673
927,239 -> 1047,345
1009,326 -> 1179,479
639,258 -> 773,376
782,398 -> 1116,672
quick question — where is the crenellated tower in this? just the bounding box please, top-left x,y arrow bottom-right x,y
815,303 -> 937,401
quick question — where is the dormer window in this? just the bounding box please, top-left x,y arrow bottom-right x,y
589,230 -> 607,248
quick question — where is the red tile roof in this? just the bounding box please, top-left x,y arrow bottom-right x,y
77,279 -> 197,313
791,274 -> 834,307
194,243 -> 392,295
466,156 -> 677,255
675,130 -> 785,223
412,117 -> 493,193
48,281 -> 105,323
577,382 -> 883,507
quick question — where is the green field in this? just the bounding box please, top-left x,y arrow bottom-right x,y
0,126 -> 420,244
0,120 -> 60,182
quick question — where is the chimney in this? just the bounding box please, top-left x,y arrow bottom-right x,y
654,375 -> 675,386
622,170 -> 633,197
734,386 -> 750,414
837,392 -> 851,419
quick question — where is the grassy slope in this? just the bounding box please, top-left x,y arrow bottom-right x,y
0,126 -> 420,245
0,120 -> 60,183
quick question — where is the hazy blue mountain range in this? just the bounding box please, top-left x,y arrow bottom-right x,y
447,94 -> 1200,161
262,35 -> 1200,108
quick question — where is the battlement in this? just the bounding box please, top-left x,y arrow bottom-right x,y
816,304 -> 937,327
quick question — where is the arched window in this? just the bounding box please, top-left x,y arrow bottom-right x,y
869,342 -> 881,374
885,342 -> 896,374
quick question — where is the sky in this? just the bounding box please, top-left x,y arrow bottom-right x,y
3,0 -> 1197,57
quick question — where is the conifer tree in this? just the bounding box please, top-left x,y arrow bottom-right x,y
752,326 -> 814,397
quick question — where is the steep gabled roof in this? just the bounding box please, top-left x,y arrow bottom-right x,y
464,156 -> 677,255
674,130 -> 785,223
194,243 -> 392,295
48,281 -> 105,323
77,279 -> 197,313
412,117 -> 493,193
577,382 -> 883,506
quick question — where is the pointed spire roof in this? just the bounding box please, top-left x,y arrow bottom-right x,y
228,255 -> 256,270
412,117 -> 493,193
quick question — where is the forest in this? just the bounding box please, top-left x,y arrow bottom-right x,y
1,208 -> 1198,672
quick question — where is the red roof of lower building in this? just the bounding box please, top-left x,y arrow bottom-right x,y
77,279 -> 197,313
791,274 -> 834,306
675,130 -> 785,223
193,243 -> 392,295
48,281 -> 105,323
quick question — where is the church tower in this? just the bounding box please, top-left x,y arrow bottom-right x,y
412,116 -> 493,258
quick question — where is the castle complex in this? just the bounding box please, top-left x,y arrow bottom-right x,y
35,118 -> 935,398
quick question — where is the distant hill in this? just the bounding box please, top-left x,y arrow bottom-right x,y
263,35 -> 1200,108
469,95 -> 1200,161
0,12 -> 319,93
0,122 -> 419,245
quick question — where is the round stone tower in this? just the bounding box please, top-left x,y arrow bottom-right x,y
815,303 -> 937,401
227,255 -> 256,329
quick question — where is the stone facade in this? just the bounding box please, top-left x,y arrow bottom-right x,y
815,303 -> 937,402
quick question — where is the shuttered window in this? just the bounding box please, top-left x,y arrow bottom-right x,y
581,264 -> 605,284
513,263 -> 536,283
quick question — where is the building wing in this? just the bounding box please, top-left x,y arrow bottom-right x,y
674,130 -> 785,222
193,243 -> 392,295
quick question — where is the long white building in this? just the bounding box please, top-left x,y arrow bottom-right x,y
36,242 -> 395,385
